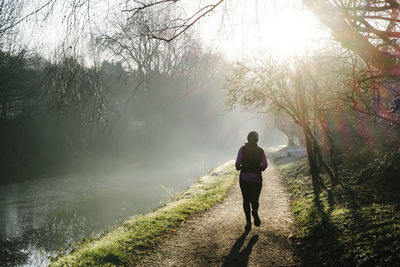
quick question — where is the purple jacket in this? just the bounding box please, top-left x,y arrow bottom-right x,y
235,145 -> 268,183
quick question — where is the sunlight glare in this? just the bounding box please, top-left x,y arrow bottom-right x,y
198,0 -> 326,60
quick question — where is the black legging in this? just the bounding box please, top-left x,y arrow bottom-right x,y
239,179 -> 262,222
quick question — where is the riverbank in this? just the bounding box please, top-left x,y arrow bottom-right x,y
278,152 -> 400,266
50,160 -> 237,266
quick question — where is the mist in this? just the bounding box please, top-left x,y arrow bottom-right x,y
0,2 -> 289,265
0,43 -> 286,265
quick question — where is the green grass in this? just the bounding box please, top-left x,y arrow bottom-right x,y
278,155 -> 400,266
50,161 -> 237,266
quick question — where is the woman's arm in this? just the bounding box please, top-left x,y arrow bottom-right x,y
261,150 -> 268,171
235,147 -> 243,170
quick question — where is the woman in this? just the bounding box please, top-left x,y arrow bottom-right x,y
235,131 -> 268,230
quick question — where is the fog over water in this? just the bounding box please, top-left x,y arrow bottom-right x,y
0,55 -> 286,265
1,114 -> 284,266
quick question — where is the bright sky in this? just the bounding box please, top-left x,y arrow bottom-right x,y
193,0 -> 328,60
14,0 -> 328,62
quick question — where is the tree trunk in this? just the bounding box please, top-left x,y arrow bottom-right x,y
288,137 -> 296,147
303,125 -> 320,194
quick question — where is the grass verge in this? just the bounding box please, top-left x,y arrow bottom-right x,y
278,155 -> 400,266
50,161 -> 237,266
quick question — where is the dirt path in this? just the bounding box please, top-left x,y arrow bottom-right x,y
136,163 -> 298,266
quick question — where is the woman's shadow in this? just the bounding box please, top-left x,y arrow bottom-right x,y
222,229 -> 259,267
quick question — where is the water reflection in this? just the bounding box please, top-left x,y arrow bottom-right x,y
0,157 -> 220,266
1,212 -> 93,266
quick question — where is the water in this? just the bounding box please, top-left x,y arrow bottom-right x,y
0,156 -> 223,266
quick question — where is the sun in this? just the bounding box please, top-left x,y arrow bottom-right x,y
198,0 -> 326,60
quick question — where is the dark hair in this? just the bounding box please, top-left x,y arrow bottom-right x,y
247,131 -> 258,144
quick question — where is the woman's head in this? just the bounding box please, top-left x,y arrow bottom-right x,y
247,131 -> 258,144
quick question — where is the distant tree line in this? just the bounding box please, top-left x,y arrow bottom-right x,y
0,44 -> 232,184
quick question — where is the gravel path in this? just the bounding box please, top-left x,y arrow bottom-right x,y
136,163 -> 298,266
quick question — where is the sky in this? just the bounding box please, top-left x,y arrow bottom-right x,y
14,0 -> 329,62
191,0 -> 329,60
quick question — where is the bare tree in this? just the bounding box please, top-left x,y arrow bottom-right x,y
226,51 -> 350,191
303,0 -> 400,76
96,7 -> 196,75
300,0 -> 400,124
122,0 -> 225,42
273,112 -> 304,146
0,0 -> 58,42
